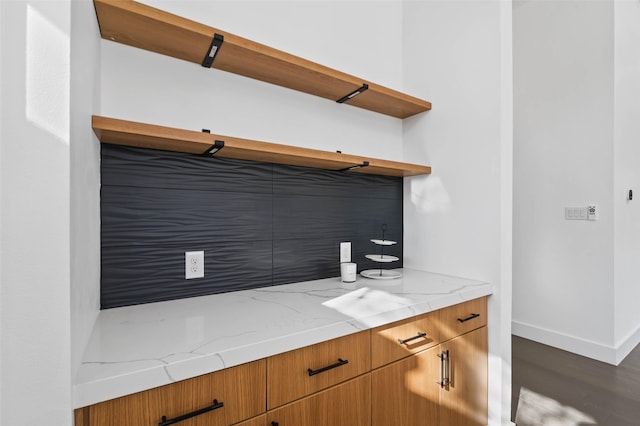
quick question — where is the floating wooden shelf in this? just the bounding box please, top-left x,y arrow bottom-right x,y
93,0 -> 431,119
92,116 -> 432,177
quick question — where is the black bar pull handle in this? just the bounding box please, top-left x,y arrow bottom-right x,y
437,350 -> 450,388
307,358 -> 349,376
271,422 -> 279,426
457,313 -> 480,323
159,399 -> 224,426
397,332 -> 427,345
444,350 -> 450,386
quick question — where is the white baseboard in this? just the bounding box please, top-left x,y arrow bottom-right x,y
614,324 -> 640,364
512,320 -> 640,366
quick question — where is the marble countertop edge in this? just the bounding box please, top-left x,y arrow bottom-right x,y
73,268 -> 493,409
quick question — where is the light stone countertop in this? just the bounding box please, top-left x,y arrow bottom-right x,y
73,268 -> 492,408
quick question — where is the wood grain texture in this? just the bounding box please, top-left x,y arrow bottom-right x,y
371,310 -> 441,369
371,346 -> 440,426
86,360 -> 265,426
92,116 -> 431,176
232,415 -> 267,426
74,407 -> 90,426
267,374 -> 371,426
266,331 -> 371,409
440,327 -> 488,426
224,361 -> 267,425
93,1 -> 431,118
439,296 -> 488,342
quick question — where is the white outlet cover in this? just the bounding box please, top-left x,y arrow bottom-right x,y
185,251 -> 204,279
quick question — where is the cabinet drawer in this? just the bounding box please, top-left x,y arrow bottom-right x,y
267,331 -> 370,409
440,297 -> 487,342
82,360 -> 266,426
371,310 -> 440,369
267,374 -> 371,426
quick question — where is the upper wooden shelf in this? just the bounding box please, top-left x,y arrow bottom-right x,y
92,116 -> 432,177
93,0 -> 431,119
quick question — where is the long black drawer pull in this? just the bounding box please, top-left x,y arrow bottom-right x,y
457,313 -> 480,323
397,332 -> 427,345
307,358 -> 349,376
158,399 -> 224,426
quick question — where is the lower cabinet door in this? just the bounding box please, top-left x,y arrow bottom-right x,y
440,326 -> 488,426
371,345 -> 440,426
267,374 -> 370,426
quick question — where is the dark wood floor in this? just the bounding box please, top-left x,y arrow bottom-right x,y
512,336 -> 640,426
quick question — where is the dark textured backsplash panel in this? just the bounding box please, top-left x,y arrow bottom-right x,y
101,186 -> 273,247
101,242 -> 274,307
101,144 -> 403,309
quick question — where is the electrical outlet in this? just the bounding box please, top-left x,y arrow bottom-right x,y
340,242 -> 351,263
185,251 -> 204,279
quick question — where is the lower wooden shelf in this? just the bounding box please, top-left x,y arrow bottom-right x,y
92,115 -> 432,177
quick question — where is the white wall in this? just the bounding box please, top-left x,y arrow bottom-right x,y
402,1 -> 512,424
514,0 -> 640,365
0,2 -> 3,421
613,0 -> 640,362
104,0 -> 404,161
513,0 -> 615,358
0,1 -> 73,424
70,0 -> 102,385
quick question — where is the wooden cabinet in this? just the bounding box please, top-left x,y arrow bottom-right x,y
74,298 -> 488,426
440,327 -> 488,426
267,375 -> 371,426
267,331 -> 370,409
76,360 -> 265,426
371,297 -> 488,426
439,297 -> 487,342
232,415 -> 266,426
371,310 -> 440,369
371,345 -> 440,426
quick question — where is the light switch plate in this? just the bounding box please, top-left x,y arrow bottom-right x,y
565,207 -> 588,220
340,242 -> 351,263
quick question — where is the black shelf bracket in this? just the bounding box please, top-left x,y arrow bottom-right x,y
203,140 -> 225,157
339,161 -> 369,172
336,83 -> 369,103
202,33 -> 224,68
